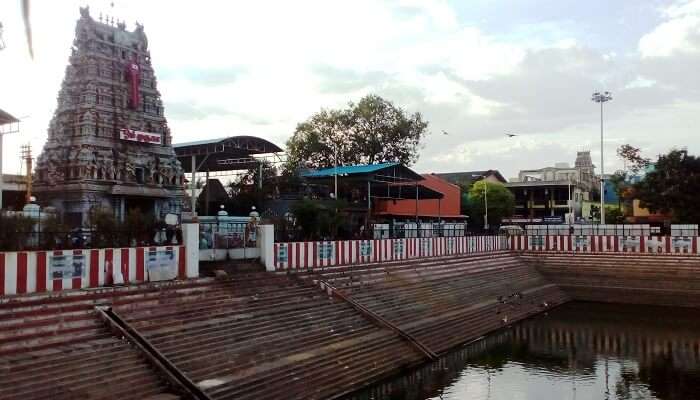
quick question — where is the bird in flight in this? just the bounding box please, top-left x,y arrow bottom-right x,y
505,133 -> 517,137
441,130 -> 449,135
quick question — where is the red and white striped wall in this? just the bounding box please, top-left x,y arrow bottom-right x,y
273,235 -> 508,271
509,235 -> 699,254
0,245 -> 187,296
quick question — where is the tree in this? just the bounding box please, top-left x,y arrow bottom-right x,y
285,94 -> 429,170
606,144 -> 649,215
605,207 -> 625,224
608,171 -> 627,210
289,198 -> 348,240
617,144 -> 650,174
466,181 -> 515,230
235,160 -> 277,193
634,149 -> 700,222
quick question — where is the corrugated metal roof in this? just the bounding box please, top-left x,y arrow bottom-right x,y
0,108 -> 19,125
302,162 -> 399,178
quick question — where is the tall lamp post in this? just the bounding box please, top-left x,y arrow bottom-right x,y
483,181 -> 489,231
591,91 -> 612,224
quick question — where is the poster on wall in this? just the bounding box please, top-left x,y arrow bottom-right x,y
672,237 -> 692,252
420,238 -> 431,255
446,237 -> 455,253
574,236 -> 589,249
277,244 -> 288,263
619,236 -> 640,251
360,241 -> 372,257
49,254 -> 85,280
646,237 -> 663,253
531,236 -> 544,247
318,242 -> 333,260
147,249 -> 177,281
468,237 -> 476,252
393,240 -> 404,256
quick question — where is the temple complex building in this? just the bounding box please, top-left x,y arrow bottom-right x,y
34,7 -> 185,226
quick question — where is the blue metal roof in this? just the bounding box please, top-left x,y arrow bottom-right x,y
302,162 -> 400,178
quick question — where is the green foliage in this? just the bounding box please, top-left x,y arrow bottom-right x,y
0,214 -> 35,250
608,171 -> 628,209
122,208 -> 157,246
617,144 -> 650,174
40,214 -> 70,249
286,94 -> 429,170
290,199 -> 348,240
90,209 -> 121,248
635,149 -> 700,222
235,160 -> 278,192
605,207 -> 625,224
466,181 -> 515,229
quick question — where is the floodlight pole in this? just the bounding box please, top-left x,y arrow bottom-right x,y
190,154 -> 196,216
592,91 -> 612,225
334,148 -> 338,199
483,182 -> 489,231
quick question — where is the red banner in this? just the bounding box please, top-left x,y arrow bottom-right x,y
120,128 -> 162,145
126,61 -> 141,109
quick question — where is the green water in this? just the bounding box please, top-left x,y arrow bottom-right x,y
347,302 -> 700,400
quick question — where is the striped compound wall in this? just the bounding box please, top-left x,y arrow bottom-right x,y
511,235 -> 699,254
0,245 -> 187,296
273,235 -> 508,271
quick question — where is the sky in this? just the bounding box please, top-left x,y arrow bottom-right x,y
1,0 -> 699,179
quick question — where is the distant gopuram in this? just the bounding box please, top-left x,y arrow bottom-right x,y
34,7 -> 185,226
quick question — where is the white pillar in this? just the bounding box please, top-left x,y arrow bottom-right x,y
181,221 -> 200,278
258,224 -> 275,272
0,133 -> 4,210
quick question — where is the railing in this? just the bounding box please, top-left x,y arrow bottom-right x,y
1,228 -> 183,252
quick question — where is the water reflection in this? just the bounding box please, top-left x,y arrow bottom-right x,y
346,302 -> 700,400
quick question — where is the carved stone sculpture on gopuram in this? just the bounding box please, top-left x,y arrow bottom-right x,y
34,6 -> 185,226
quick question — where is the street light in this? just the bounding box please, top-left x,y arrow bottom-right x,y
591,91 -> 612,225
484,181 -> 489,231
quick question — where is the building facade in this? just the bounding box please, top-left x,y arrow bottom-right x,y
514,151 -> 596,191
34,7 -> 185,225
505,181 -> 585,222
374,174 -> 463,220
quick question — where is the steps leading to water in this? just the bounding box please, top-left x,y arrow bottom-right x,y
0,251 -> 576,399
523,252 -> 700,307
300,252 -> 570,355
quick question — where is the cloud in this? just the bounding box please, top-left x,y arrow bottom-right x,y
1,0 -> 699,182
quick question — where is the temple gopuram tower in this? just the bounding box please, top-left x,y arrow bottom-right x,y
34,7 -> 184,226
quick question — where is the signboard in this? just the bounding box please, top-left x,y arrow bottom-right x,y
543,216 -> 563,223
119,128 -> 162,145
360,241 -> 372,257
147,249 -> 177,281
318,242 -> 333,260
49,254 -> 85,280
277,244 -> 288,263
